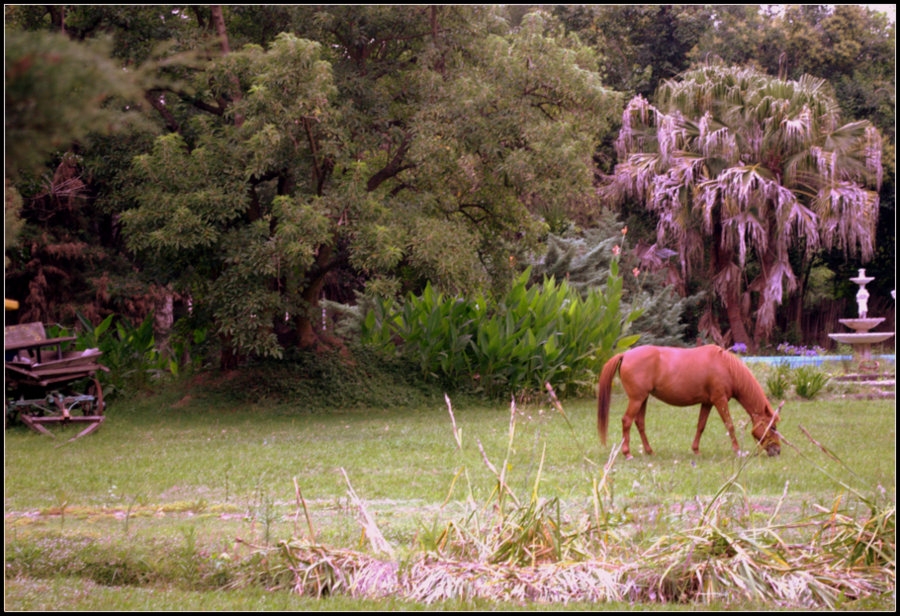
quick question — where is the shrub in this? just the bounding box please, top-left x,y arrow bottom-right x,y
766,362 -> 792,399
361,262 -> 642,398
793,365 -> 829,400
52,312 -> 207,399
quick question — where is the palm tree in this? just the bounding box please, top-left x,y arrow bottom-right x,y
603,63 -> 882,349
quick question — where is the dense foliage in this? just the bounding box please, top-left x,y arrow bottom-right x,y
4,5 -> 895,385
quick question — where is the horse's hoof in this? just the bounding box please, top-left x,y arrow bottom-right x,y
624,453 -> 633,460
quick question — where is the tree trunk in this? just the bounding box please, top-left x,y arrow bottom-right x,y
295,245 -> 333,349
210,5 -> 231,54
209,5 -> 244,127
290,243 -> 350,358
153,285 -> 175,356
49,6 -> 66,34
219,333 -> 240,370
714,243 -> 753,350
723,286 -> 752,350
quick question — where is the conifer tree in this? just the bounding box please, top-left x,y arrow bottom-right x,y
532,211 -> 703,347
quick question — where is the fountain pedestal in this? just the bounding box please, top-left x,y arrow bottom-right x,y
827,269 -> 894,373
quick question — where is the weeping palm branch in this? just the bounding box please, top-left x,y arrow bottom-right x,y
602,62 -> 882,347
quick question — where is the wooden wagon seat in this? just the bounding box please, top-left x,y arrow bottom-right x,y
5,322 -> 107,387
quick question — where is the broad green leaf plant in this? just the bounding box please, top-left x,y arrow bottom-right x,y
362,258 -> 641,398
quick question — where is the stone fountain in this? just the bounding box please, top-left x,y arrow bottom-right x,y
828,269 -> 894,373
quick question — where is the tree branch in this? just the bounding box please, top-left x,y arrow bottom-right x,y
144,90 -> 180,132
366,134 -> 413,192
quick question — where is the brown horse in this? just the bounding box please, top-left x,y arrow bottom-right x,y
597,345 -> 781,459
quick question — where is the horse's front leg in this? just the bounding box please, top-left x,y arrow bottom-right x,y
692,403 -> 713,454
713,400 -> 740,454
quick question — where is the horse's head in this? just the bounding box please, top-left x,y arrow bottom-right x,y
752,401 -> 783,456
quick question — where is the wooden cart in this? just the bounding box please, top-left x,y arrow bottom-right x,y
5,321 -> 108,441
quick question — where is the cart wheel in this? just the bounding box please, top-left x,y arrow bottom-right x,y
5,399 -> 18,429
63,377 -> 105,417
86,377 -> 105,415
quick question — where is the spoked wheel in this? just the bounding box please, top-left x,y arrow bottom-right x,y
10,376 -> 106,442
61,376 -> 106,417
54,376 -> 106,442
5,379 -> 50,429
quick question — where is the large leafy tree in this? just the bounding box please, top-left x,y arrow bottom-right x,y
603,63 -> 883,349
4,27 -> 148,322
552,5 -> 713,98
4,6 -> 220,329
119,8 -> 621,363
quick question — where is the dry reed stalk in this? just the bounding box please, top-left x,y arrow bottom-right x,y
340,467 -> 395,559
444,393 -> 463,450
292,476 -> 316,543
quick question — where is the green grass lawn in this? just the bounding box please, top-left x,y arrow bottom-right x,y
4,376 -> 895,610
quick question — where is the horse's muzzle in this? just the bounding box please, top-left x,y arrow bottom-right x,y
766,427 -> 782,456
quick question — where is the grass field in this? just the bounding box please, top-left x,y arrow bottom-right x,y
4,371 -> 896,610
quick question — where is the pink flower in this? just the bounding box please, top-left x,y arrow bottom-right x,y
632,267 -> 640,277
612,245 -> 621,256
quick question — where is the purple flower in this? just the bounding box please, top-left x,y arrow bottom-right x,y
776,342 -> 823,357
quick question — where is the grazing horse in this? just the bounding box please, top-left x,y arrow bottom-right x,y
597,345 -> 781,459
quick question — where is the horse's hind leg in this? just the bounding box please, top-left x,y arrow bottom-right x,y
634,399 -> 653,455
692,403 -> 713,454
621,397 -> 651,459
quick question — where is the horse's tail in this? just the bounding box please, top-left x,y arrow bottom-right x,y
597,353 -> 625,446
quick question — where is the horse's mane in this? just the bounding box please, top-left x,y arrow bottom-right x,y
721,349 -> 772,417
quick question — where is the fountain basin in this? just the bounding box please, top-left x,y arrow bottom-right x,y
838,317 -> 886,332
828,332 -> 895,345
742,354 -> 895,368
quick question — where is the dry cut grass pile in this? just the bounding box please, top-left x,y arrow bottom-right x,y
230,393 -> 895,609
